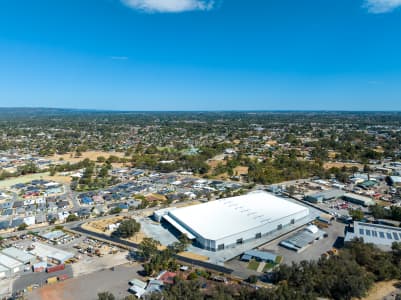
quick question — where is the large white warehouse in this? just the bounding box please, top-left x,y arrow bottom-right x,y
162,191 -> 309,251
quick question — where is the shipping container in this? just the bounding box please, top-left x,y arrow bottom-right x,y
32,261 -> 47,272
58,274 -> 69,281
33,267 -> 45,273
46,264 -> 65,273
47,276 -> 58,284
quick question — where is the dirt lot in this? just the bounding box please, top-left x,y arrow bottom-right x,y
28,263 -> 143,300
178,251 -> 209,261
323,162 -> 364,170
46,151 -> 126,164
82,216 -> 125,235
43,174 -> 72,184
233,166 -> 249,176
82,217 -> 148,245
360,280 -> 401,300
72,250 -> 129,277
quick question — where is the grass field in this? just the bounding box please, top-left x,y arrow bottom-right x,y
262,262 -> 275,272
46,151 -> 126,164
248,260 -> 260,271
0,172 -> 50,189
361,280 -> 401,300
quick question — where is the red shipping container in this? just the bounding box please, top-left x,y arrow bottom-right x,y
58,274 -> 69,281
46,264 -> 65,273
33,267 -> 45,272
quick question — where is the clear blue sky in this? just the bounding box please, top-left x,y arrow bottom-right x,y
0,0 -> 401,111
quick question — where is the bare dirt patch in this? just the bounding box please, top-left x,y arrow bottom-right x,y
46,151 -> 126,164
234,166 -> 248,176
323,162 -> 363,170
82,217 -> 148,245
82,216 -> 125,235
360,280 -> 401,300
178,251 -> 209,261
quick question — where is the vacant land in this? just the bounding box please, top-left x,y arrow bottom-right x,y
82,217 -> 147,244
178,251 -> 209,262
82,216 -> 125,235
360,280 -> 401,300
323,162 -> 363,170
28,263 -> 142,300
0,172 -> 50,189
46,151 -> 126,164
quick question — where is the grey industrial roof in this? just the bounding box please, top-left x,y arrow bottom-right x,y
343,193 -> 375,205
1,247 -> 35,263
242,250 -> 277,262
307,189 -> 345,200
0,264 -> 9,273
345,222 -> 401,248
41,230 -> 66,240
29,242 -> 74,263
0,253 -> 23,269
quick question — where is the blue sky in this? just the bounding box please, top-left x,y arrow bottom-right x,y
0,0 -> 401,111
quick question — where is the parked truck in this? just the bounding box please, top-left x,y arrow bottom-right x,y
46,264 -> 65,273
47,276 -> 58,284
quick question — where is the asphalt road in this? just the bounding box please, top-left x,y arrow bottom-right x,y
13,265 -> 73,293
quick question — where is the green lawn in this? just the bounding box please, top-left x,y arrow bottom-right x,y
262,256 -> 283,272
248,260 -> 260,271
275,256 -> 283,264
0,172 -> 50,189
263,262 -> 275,272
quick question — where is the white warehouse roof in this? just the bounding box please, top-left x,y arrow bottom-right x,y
0,254 -> 23,269
30,242 -> 74,263
168,191 -> 309,241
1,247 -> 35,264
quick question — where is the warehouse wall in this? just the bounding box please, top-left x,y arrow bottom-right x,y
200,208 -> 309,251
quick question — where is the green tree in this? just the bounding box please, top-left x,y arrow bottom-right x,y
138,237 -> 160,261
113,219 -> 141,238
66,214 -> 79,222
109,207 -> 122,215
97,292 -> 115,300
17,222 -> 28,231
247,275 -> 258,284
349,209 -> 364,221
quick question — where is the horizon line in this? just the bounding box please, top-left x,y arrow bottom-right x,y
0,106 -> 401,113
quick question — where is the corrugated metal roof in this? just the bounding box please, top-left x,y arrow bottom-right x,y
167,191 -> 309,241
243,250 -> 277,262
345,222 -> 401,247
0,254 -> 23,269
1,247 -> 35,263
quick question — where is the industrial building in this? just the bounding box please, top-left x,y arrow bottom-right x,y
1,247 -> 36,264
280,225 -> 325,252
29,242 -> 74,264
241,250 -> 278,263
345,221 -> 401,251
388,176 -> 401,187
304,189 -> 345,204
0,253 -> 24,275
161,191 -> 310,251
343,193 -> 375,207
0,264 -> 10,279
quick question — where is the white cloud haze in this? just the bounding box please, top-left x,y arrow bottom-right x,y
364,0 -> 401,13
121,0 -> 215,13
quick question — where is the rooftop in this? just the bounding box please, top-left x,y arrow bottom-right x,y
345,222 -> 401,248
1,247 -> 35,263
29,242 -> 74,263
168,191 -> 309,241
0,253 -> 23,269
